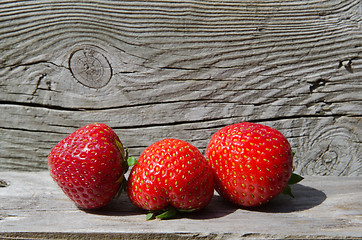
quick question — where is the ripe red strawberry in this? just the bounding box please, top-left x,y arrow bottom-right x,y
206,122 -> 298,207
48,123 -> 127,209
127,139 -> 214,219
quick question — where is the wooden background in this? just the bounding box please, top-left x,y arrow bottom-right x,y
0,0 -> 361,175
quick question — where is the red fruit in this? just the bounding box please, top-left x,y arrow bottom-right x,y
206,122 -> 293,207
127,139 -> 214,217
48,123 -> 127,209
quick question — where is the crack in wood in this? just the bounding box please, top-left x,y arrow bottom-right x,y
0,126 -> 65,135
0,60 -> 68,70
30,73 -> 48,96
308,78 -> 329,93
0,101 -> 85,112
338,58 -> 355,73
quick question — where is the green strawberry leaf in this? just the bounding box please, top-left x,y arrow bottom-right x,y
123,148 -> 138,171
282,185 -> 294,198
146,207 -> 179,220
127,156 -> 138,167
288,173 -> 304,185
281,172 -> 303,198
156,206 -> 177,220
146,212 -> 156,221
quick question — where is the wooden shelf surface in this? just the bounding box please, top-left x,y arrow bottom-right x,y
0,172 -> 361,239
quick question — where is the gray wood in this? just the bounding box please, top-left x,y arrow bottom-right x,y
0,0 -> 361,174
0,171 -> 361,239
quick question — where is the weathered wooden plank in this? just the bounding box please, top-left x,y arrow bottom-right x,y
1,111 -> 361,175
0,0 -> 361,173
0,172 -> 361,239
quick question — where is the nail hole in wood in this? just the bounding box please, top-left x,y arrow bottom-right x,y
0,179 -> 9,187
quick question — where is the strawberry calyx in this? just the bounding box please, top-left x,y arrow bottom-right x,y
288,172 -> 304,185
281,150 -> 304,198
114,148 -> 137,200
146,206 -> 196,220
282,172 -> 304,198
146,207 -> 177,220
127,155 -> 138,167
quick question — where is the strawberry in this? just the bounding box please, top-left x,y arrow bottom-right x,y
48,123 -> 127,209
206,122 -> 302,207
127,139 -> 214,219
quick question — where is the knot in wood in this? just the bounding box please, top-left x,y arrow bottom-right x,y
69,45 -> 112,88
0,179 -> 8,187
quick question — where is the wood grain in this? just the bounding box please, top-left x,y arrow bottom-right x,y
0,0 -> 361,174
0,172 -> 362,239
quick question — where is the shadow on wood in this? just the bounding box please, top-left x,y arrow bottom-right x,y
80,194 -> 144,217
83,191 -> 239,220
82,183 -> 327,220
189,184 -> 327,218
254,184 -> 327,213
